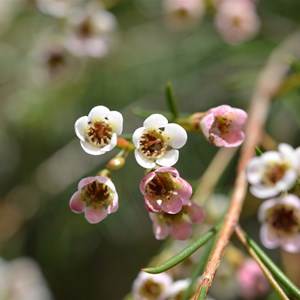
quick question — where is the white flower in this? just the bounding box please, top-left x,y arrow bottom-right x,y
75,105 -> 123,155
36,0 -> 80,18
132,271 -> 172,300
132,114 -> 187,168
246,143 -> 299,199
64,3 -> 117,58
165,278 -> 190,299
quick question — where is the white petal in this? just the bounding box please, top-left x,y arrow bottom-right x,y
75,116 -> 89,141
282,235 -> 300,253
88,105 -> 110,122
250,185 -> 279,199
100,133 -> 117,152
132,127 -> 144,148
246,157 -> 263,184
279,143 -> 299,167
164,123 -> 187,149
144,114 -> 168,129
261,151 -> 281,163
134,150 -> 156,168
109,111 -> 123,135
258,198 -> 278,222
80,140 -> 106,155
260,224 -> 280,249
276,170 -> 297,191
156,149 -> 179,167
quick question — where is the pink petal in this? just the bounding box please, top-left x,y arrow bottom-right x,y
144,197 -> 161,213
69,192 -> 84,213
160,197 -> 183,214
78,176 -> 96,190
107,193 -> 119,214
171,220 -> 192,240
84,206 -> 108,224
186,202 -> 205,223
150,213 -> 170,240
139,171 -> 155,193
177,178 -> 193,204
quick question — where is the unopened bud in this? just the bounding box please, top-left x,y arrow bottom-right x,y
107,157 -> 125,170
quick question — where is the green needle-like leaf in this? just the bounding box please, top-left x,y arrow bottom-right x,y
255,146 -> 263,156
246,233 -> 300,299
143,224 -> 221,274
198,285 -> 207,300
165,81 -> 179,121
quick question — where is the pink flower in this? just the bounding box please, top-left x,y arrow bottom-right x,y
237,259 -> 269,300
215,0 -> 261,45
132,271 -> 172,300
258,194 -> 300,253
140,167 -> 192,214
69,176 -> 118,224
200,105 -> 247,147
149,201 -> 205,240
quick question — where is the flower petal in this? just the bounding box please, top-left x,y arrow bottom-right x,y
186,202 -> 205,223
75,116 -> 89,141
107,196 -> 119,214
160,197 -> 183,214
250,184 -> 279,199
150,214 -> 170,240
69,192 -> 84,213
164,123 -> 187,149
78,176 -> 96,190
84,206 -> 108,224
177,178 -> 193,204
246,157 -> 264,184
257,198 -> 278,222
100,133 -> 118,152
144,197 -> 161,213
171,220 -> 192,240
134,150 -> 156,169
281,235 -> 300,253
200,113 -> 214,139
109,111 -> 123,135
132,127 -> 145,148
88,105 -> 110,122
80,140 -> 106,155
156,149 -> 179,167
260,224 -> 280,249
144,114 -> 168,129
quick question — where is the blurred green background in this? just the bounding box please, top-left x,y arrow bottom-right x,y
1,0 -> 300,299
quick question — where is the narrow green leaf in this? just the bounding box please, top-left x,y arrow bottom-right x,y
245,233 -> 300,299
143,224 -> 221,274
165,81 -> 179,121
255,146 -> 263,156
198,285 -> 207,300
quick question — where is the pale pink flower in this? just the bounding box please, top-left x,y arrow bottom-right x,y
258,194 -> 300,253
140,167 -> 192,214
133,114 -> 187,168
163,0 -> 204,30
237,259 -> 269,300
200,105 -> 247,147
247,143 -> 299,199
64,3 -> 117,58
149,201 -> 205,240
132,271 -> 172,300
75,105 -> 123,155
215,0 -> 261,45
69,176 -> 118,224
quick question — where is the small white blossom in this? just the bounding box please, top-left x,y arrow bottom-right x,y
64,3 -> 117,58
165,278 -> 190,299
132,114 -> 187,168
75,105 -> 123,155
247,143 -> 300,199
132,271 -> 172,300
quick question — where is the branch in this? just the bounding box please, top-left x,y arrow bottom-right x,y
193,31 -> 300,299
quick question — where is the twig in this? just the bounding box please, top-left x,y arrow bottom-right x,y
193,31 -> 300,299
235,225 -> 289,300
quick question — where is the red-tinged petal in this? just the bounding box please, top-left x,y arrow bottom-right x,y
177,178 -> 193,203
171,220 -> 192,240
144,197 -> 161,213
84,206 -> 108,224
186,202 -> 205,223
260,224 -> 280,249
78,176 -> 96,190
160,196 -> 183,214
69,192 -> 84,213
150,214 -> 170,240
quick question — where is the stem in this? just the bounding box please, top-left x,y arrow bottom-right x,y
193,31 -> 300,299
235,225 -> 289,300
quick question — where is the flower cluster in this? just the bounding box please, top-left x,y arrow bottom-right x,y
246,143 -> 300,253
162,0 -> 261,45
70,105 -> 246,239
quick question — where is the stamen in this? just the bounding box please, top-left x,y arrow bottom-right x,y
86,121 -> 113,147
